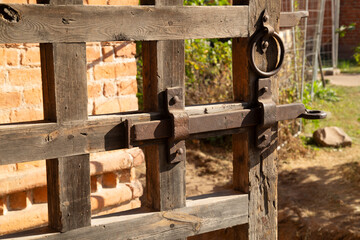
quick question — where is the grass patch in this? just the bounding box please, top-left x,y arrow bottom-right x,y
338,60 -> 360,74
303,84 -> 360,144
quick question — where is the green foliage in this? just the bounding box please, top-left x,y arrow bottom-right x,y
302,80 -> 339,109
336,23 -> 356,38
135,41 -> 143,110
303,85 -> 360,144
354,45 -> 360,66
184,0 -> 232,105
184,0 -> 229,6
338,60 -> 360,73
185,38 -> 233,105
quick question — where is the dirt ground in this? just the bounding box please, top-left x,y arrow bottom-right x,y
135,136 -> 360,239
186,139 -> 360,240
327,73 -> 360,87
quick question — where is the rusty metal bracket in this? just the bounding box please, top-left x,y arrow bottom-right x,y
256,78 -> 276,148
166,87 -> 189,164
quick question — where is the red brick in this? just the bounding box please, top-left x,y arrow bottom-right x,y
94,64 -> 116,81
114,42 -> 136,58
5,49 -> 19,66
0,91 -> 21,108
16,160 -> 45,171
0,111 -> 10,124
0,48 -> 5,66
0,167 -> 46,196
0,203 -> 48,235
86,45 -> 101,63
108,0 -> 138,5
21,48 -> 40,66
119,169 -> 131,183
10,109 -> 43,123
0,197 -> 7,216
130,167 -> 136,181
86,0 -> 107,5
90,185 -> 133,212
0,164 -> 16,174
94,98 -> 121,114
126,180 -> 143,198
8,68 -> 42,86
33,187 -> 47,204
87,83 -> 102,98
90,150 -> 133,174
0,69 -> 6,85
102,172 -> 118,188
23,88 -> 42,105
115,62 -> 137,77
117,79 -> 137,95
1,0 -> 27,2
94,96 -> 138,114
8,191 -> 28,210
130,148 -> 145,167
103,82 -> 116,97
91,176 -> 97,193
102,46 -> 115,62
119,96 -> 138,112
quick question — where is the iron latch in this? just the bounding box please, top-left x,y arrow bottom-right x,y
166,87 -> 189,164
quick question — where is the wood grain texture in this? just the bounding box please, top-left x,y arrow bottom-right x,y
279,11 -> 308,28
232,0 -> 280,239
141,0 -> 186,212
39,0 -> 91,232
4,191 -> 248,240
0,4 -> 248,43
0,103 -> 251,166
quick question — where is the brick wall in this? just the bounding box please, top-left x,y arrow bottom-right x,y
338,1 -> 360,59
0,0 -> 144,235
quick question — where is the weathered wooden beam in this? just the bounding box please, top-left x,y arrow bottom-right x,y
4,191 -> 248,240
232,0 -> 279,239
279,11 -> 309,28
0,4 -> 248,43
0,103 -> 249,166
38,0 -> 91,232
141,0 -> 186,213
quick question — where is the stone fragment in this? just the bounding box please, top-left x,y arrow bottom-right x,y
313,126 -> 352,147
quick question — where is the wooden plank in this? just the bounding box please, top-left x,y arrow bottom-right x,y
232,0 -> 280,239
4,192 -> 248,240
279,11 -> 308,28
0,102 -> 250,165
38,0 -> 91,232
0,4 -> 248,43
140,0 -> 186,212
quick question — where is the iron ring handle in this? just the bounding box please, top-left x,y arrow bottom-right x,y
249,31 -> 285,78
300,109 -> 327,119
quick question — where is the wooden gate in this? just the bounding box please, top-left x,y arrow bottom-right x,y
0,0 -> 322,239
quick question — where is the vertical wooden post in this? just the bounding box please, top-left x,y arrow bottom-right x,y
232,0 -> 280,239
141,0 -> 186,211
39,0 -> 91,232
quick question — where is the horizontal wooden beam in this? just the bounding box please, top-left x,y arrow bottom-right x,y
0,102 -> 309,165
0,103 -> 247,165
0,4 -> 248,43
279,11 -> 309,28
4,191 -> 248,240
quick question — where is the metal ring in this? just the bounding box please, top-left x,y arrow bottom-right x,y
249,31 -> 285,78
300,109 -> 327,119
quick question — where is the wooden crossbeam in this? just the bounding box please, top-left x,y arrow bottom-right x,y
0,103 -> 248,166
279,11 -> 309,28
5,191 -> 248,240
0,5 -> 248,43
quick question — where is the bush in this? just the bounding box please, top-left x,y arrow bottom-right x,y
302,80 -> 339,108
